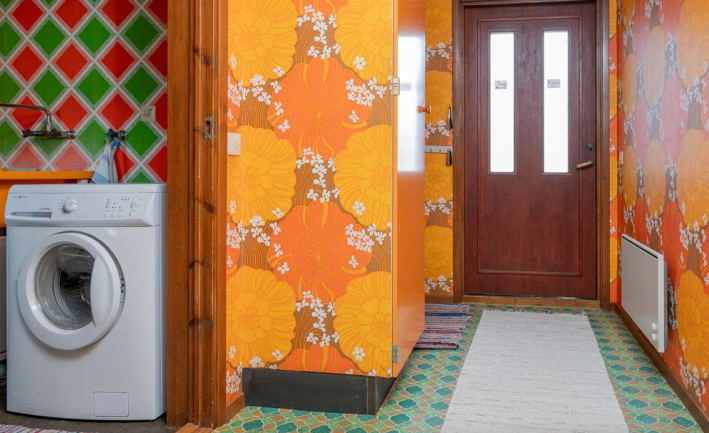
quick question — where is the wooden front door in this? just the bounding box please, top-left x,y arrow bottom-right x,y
464,2 -> 597,299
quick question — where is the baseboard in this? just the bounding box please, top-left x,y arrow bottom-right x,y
224,392 -> 244,423
242,368 -> 396,415
463,295 -> 599,308
616,305 -> 709,432
176,423 -> 213,433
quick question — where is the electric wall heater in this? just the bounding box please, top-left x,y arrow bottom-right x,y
620,234 -> 667,353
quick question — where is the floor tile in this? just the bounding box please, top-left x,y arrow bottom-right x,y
216,305 -> 702,433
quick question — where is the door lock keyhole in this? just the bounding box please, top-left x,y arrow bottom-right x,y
586,142 -> 595,151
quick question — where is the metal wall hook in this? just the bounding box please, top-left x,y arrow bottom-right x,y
425,145 -> 453,167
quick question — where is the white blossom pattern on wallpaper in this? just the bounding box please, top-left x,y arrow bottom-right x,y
424,0 -> 454,298
617,0 -> 709,418
225,0 -> 394,405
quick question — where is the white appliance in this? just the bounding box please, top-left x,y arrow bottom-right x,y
0,235 -> 6,361
621,234 -> 667,353
5,184 -> 166,420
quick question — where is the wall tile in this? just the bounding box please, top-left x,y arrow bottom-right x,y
0,0 -> 166,181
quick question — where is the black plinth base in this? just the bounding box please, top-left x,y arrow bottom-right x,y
242,368 -> 396,415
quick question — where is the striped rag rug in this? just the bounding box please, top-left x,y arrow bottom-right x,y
414,303 -> 471,350
0,426 -> 79,433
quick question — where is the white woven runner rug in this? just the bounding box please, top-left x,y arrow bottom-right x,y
442,310 -> 629,432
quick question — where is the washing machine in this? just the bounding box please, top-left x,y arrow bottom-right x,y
5,183 -> 166,421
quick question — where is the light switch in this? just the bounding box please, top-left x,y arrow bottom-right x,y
140,105 -> 156,122
228,132 -> 241,156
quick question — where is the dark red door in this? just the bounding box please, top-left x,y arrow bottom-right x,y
464,3 -> 597,299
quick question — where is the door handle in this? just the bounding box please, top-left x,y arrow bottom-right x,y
576,160 -> 594,169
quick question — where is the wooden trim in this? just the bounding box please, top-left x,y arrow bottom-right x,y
452,0 -> 611,309
167,0 -> 234,428
166,0 -> 193,426
596,0 -> 611,310
212,0 -> 239,423
176,424 -> 214,433
224,392 -> 245,422
464,295 -> 599,308
616,305 -> 709,431
452,0 -> 465,304
428,294 -> 464,304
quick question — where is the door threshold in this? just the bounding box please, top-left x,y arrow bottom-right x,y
463,295 -> 600,308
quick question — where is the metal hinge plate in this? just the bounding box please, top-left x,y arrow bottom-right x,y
391,78 -> 401,96
392,345 -> 399,363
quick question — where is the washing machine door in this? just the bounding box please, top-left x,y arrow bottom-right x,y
16,232 -> 124,351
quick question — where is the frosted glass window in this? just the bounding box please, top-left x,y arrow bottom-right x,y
543,31 -> 569,173
489,32 -> 515,173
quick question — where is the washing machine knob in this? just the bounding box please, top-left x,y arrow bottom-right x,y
63,198 -> 80,213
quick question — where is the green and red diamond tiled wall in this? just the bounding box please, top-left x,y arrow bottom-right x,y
0,0 -> 167,182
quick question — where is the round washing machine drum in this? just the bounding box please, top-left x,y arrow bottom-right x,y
17,232 -> 125,351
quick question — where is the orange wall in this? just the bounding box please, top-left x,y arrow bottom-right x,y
225,0 -> 395,405
617,0 -> 709,416
424,0 -> 454,299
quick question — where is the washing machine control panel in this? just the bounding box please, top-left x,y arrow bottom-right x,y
5,185 -> 166,227
53,195 -> 151,221
102,196 -> 146,220
5,193 -> 163,226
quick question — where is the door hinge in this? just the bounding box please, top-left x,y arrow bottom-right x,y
392,345 -> 399,363
391,78 -> 401,96
205,115 -> 214,142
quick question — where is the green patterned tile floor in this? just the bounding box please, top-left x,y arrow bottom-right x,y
216,304 -> 702,433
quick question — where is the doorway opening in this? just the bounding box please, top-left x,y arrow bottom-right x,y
452,0 -> 611,308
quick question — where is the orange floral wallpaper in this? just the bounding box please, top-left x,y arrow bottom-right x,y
424,0 -> 454,298
225,0 -> 394,405
617,0 -> 709,416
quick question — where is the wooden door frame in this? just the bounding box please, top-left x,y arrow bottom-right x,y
452,0 -> 611,309
167,0 -> 240,429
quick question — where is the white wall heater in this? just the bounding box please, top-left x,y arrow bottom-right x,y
621,234 -> 667,353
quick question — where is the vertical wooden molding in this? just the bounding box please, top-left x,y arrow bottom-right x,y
596,0 -> 612,310
167,0 -> 193,426
216,0 -> 235,424
452,0 -> 466,304
167,0 -> 230,428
